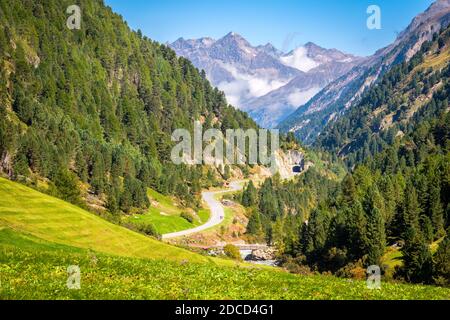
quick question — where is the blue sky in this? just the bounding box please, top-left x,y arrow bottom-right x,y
105,0 -> 434,56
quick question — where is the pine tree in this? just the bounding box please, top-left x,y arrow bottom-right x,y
397,183 -> 421,237
347,201 -> 368,259
420,215 -> 434,244
341,174 -> 356,205
105,186 -> 119,214
428,182 -> 445,239
120,175 -> 134,212
90,151 -> 105,194
13,153 -> 29,178
401,227 -> 433,284
242,181 -> 257,207
366,207 -> 386,266
258,180 -> 280,220
246,209 -> 263,237
303,208 -> 331,261
433,233 -> 450,287
272,216 -> 286,253
54,169 -> 82,206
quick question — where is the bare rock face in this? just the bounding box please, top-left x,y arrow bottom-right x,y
245,247 -> 277,261
272,149 -> 312,180
0,151 -> 13,177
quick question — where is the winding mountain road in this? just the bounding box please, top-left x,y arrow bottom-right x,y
161,181 -> 244,239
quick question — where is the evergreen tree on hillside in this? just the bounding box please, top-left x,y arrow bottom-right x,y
258,179 -> 280,221
345,201 -> 368,260
303,208 -> 331,262
341,174 -> 356,206
397,183 -> 421,238
366,207 -> 386,266
246,209 -> 263,238
433,233 -> 450,287
400,227 -> 433,284
428,181 -> 445,239
242,181 -> 257,207
54,169 -> 82,206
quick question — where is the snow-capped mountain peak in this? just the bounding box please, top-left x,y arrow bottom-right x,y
169,33 -> 363,128
280,46 -> 321,72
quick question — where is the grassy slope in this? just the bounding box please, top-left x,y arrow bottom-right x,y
0,178 -> 449,300
124,188 -> 210,235
1,228 -> 449,300
0,178 -> 208,263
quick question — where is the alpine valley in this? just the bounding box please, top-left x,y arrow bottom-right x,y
0,0 -> 449,301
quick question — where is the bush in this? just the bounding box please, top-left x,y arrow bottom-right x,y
223,244 -> 242,261
180,211 -> 195,223
137,223 -> 160,239
336,261 -> 366,280
281,256 -> 312,275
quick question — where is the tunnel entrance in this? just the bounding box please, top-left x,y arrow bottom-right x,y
292,166 -> 302,173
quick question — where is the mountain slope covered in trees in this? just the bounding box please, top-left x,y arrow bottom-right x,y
279,0 -> 450,144
317,26 -> 450,168
0,0 -> 257,214
242,25 -> 450,287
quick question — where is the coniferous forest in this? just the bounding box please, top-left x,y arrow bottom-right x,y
0,0 -> 256,214
241,25 -> 450,287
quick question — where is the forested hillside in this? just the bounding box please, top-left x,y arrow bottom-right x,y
242,26 -> 450,287
316,26 -> 450,168
279,0 -> 450,145
0,0 -> 256,213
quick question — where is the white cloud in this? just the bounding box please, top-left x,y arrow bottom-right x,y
287,87 -> 321,107
218,80 -> 246,107
280,47 -> 320,72
217,63 -> 290,109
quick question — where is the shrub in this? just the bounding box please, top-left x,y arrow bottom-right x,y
336,261 -> 366,280
180,211 -> 195,223
281,256 -> 312,275
284,262 -> 312,275
223,244 -> 242,261
137,223 -> 160,239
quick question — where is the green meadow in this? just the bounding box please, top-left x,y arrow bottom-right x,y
0,178 -> 449,300
124,188 -> 210,235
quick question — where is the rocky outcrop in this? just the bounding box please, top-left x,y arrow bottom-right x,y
0,151 -> 13,178
245,247 -> 277,261
272,149 -> 312,179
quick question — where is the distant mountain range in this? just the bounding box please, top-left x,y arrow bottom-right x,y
170,33 -> 364,128
170,0 -> 450,144
278,0 -> 450,144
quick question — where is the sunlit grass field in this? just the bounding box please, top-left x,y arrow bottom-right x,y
124,188 -> 210,235
1,228 -> 449,300
0,178 -> 208,263
0,177 -> 449,300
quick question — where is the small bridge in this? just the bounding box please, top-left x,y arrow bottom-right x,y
190,244 -> 269,251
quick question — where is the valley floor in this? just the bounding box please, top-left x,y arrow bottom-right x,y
0,178 -> 449,300
162,181 -> 244,239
